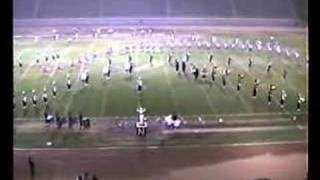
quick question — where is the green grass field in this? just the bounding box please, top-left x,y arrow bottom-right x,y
13,32 -> 308,119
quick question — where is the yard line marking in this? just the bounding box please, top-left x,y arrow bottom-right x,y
212,61 -> 253,113
27,45 -> 53,84
99,87 -> 108,117
43,43 -> 77,86
163,63 -> 178,112
19,57 -> 36,79
13,140 -> 306,151
38,44 -> 79,116
253,51 -> 305,90
204,52 -> 253,113
199,86 -> 216,114
98,57 -> 110,117
14,50 -> 29,87
63,39 -> 97,115
136,61 -> 164,72
15,45 -> 53,92
231,55 -> 295,114
33,43 -> 75,114
62,63 -> 84,115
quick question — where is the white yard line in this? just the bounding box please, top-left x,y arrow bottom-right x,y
49,62 -> 59,77
14,51 -> 29,87
199,86 -> 216,113
62,63 -> 85,115
20,60 -> 35,79
163,65 -> 178,112
15,46 -> 53,89
254,51 -> 305,85
99,87 -> 108,117
36,45 -> 79,116
62,40 -> 97,115
213,65 -> 253,112
43,43 -> 76,86
136,61 -> 164,72
232,56 -> 294,114
99,67 -> 110,117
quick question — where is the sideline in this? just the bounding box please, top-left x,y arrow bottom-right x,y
14,111 -> 307,121
14,140 -> 306,151
162,125 -> 306,135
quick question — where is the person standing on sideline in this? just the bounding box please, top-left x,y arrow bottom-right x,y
92,174 -> 98,180
28,156 -> 35,180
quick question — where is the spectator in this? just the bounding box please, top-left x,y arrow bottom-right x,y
28,156 -> 35,180
92,174 -> 98,180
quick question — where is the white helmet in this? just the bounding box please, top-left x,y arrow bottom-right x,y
22,91 -> 25,95
43,87 -> 47,92
32,89 -> 36,93
52,81 -> 56,85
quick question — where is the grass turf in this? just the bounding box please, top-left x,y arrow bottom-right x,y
13,32 -> 308,118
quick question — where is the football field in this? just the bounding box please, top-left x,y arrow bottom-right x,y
14,31 -> 308,119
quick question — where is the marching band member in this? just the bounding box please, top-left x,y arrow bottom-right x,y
22,91 -> 27,109
31,89 -> 37,106
280,90 -> 287,108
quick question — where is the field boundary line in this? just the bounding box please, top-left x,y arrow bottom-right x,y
162,125 -> 306,135
13,140 -> 307,151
